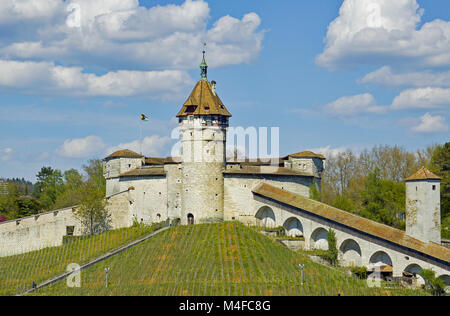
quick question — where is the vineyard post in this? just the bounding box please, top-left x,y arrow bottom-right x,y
299,264 -> 305,285
105,267 -> 111,288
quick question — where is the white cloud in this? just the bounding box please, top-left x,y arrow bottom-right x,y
56,135 -> 106,158
317,0 -> 450,70
360,66 -> 450,88
0,0 -> 264,71
412,113 -> 448,133
107,135 -> 173,157
391,87 -> 450,110
323,93 -> 387,116
0,59 -> 193,97
0,0 -> 63,22
308,145 -> 349,158
0,148 -> 13,161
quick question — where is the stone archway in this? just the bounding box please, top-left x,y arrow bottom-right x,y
369,251 -> 393,278
339,239 -> 362,267
438,275 -> 450,293
187,213 -> 194,225
310,227 -> 328,250
403,264 -> 425,286
283,217 -> 303,237
255,206 -> 276,228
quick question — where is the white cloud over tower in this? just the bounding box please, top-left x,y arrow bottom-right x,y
0,0 -> 265,98
316,0 -> 449,135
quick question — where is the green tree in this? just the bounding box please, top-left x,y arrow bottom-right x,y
326,229 -> 338,266
419,269 -> 446,296
83,159 -> 106,194
16,196 -> 41,217
309,183 -> 321,201
332,195 -> 355,213
358,168 -> 406,229
0,183 -> 20,219
74,184 -> 110,236
34,167 -> 64,210
53,169 -> 84,210
428,142 -> 450,238
0,183 -> 41,219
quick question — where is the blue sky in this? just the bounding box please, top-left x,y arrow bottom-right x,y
0,0 -> 449,181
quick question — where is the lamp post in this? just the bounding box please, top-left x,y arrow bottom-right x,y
298,264 -> 305,285
105,267 -> 111,288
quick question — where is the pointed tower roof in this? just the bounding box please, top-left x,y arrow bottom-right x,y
405,167 -> 442,181
177,51 -> 232,117
177,80 -> 232,117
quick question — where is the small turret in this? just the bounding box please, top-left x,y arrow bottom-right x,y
405,168 -> 442,244
103,149 -> 144,196
284,151 -> 326,178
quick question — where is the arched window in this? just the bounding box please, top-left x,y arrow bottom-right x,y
283,218 -> 303,237
310,227 -> 329,250
339,239 -> 362,267
187,213 -> 194,225
255,206 -> 276,228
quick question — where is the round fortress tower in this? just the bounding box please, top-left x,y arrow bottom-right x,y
176,51 -> 232,224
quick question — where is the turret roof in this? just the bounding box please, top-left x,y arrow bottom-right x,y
288,151 -> 326,160
176,80 -> 232,117
404,167 -> 442,181
106,149 -> 144,159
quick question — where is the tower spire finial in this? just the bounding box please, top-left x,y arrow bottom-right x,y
200,42 -> 208,81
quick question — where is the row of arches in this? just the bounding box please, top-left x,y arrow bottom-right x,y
255,206 -> 450,285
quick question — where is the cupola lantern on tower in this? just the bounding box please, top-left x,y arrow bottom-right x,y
200,50 -> 208,81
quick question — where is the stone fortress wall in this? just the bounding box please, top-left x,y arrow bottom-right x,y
0,207 -> 80,257
251,186 -> 449,281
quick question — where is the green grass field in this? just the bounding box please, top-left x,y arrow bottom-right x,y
0,224 -> 160,296
21,222 -> 424,296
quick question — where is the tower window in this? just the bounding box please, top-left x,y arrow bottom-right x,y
432,185 -> 436,191
186,106 -> 197,113
66,226 -> 75,236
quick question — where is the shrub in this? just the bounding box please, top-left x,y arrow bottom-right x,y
419,269 -> 446,296
350,266 -> 368,279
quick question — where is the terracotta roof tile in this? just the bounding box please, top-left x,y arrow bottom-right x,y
252,183 -> 450,264
120,167 -> 166,177
106,149 -> 144,159
289,151 -> 326,160
145,157 -> 181,165
405,167 -> 442,181
226,158 -> 285,167
224,166 -> 316,177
